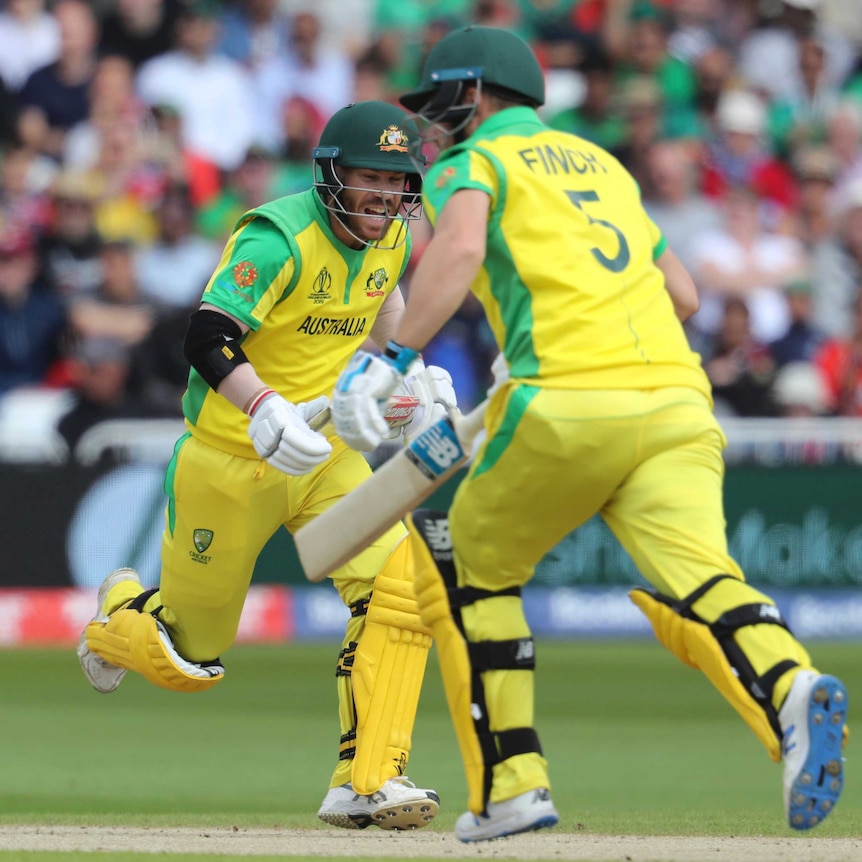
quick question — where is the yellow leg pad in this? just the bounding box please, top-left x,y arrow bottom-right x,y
85,609 -> 224,694
630,589 -> 781,761
349,537 -> 432,794
409,517 -> 486,816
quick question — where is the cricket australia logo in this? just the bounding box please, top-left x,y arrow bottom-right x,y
365,267 -> 388,297
309,267 -> 333,305
377,125 -> 409,152
190,529 -> 214,564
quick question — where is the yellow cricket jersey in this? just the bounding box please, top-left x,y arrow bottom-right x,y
182,188 -> 412,457
422,107 -> 710,398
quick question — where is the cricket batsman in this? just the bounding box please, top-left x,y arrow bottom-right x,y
77,100 -> 458,831
330,26 -> 849,843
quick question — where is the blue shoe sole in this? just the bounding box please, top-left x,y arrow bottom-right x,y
788,674 -> 847,830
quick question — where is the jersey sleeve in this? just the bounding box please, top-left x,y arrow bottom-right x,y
201,217 -> 295,330
422,148 -> 497,227
644,211 -> 667,260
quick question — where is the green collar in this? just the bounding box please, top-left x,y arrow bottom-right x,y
470,106 -> 543,139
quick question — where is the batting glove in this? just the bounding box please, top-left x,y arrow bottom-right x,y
333,343 -> 417,451
247,390 -> 332,475
401,361 -> 458,443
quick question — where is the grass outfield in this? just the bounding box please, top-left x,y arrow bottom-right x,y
0,639 -> 857,843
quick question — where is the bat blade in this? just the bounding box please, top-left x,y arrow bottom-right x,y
296,400 -> 488,582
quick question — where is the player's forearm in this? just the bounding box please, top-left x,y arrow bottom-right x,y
395,251 -> 477,350
216,362 -> 270,414
369,288 -> 406,351
657,248 -> 699,322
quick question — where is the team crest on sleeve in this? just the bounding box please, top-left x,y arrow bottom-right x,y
365,267 -> 388,297
378,125 -> 409,152
435,166 -> 457,188
233,260 -> 258,288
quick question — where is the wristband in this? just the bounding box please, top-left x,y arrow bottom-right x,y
383,340 -> 420,375
245,387 -> 276,417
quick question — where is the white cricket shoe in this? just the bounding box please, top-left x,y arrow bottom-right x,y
779,669 -> 848,830
317,777 -> 439,830
455,788 -> 559,842
76,567 -> 141,694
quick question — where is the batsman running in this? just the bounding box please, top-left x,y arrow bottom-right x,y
330,26 -> 849,843
77,100 -> 458,830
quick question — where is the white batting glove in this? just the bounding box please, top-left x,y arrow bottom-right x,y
247,390 -> 332,475
401,361 -> 458,443
332,351 -> 402,451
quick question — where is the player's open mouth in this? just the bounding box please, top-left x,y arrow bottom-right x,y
363,207 -> 389,231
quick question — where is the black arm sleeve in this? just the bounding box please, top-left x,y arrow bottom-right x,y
183,308 -> 250,391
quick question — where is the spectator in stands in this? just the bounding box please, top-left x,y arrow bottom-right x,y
737,0 -> 855,104
128,303 -> 191,416
67,238 -> 155,349
136,0 -> 256,171
99,0 -> 181,69
790,144 -> 839,246
689,183 -> 808,346
702,87 -> 798,214
824,99 -> 862,216
768,35 -> 842,159
614,4 -> 700,139
196,144 -> 276,242
666,0 -> 723,66
216,0 -> 291,71
611,76 -> 666,197
547,44 -> 626,150
38,170 -> 104,299
691,42 -> 738,127
252,9 -> 355,151
135,182 -> 220,309
16,0 -> 100,161
0,142 -> 53,239
0,228 -> 67,394
0,0 -> 60,93
56,336 -> 147,453
145,101 -> 221,207
704,295 -> 777,417
813,290 -> 862,416
643,137 -> 721,271
768,277 -> 824,368
63,54 -> 144,173
267,95 -> 325,199
372,0 -> 470,92
809,179 -> 862,339
770,360 -> 830,418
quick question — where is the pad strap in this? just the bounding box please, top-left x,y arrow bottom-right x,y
641,576 -> 796,740
478,727 -> 543,769
469,637 -> 536,671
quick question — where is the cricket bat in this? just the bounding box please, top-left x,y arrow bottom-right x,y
296,399 -> 489,582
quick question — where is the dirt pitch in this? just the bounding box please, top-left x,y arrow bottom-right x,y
0,826 -> 860,861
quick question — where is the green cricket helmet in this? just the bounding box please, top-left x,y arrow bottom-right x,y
399,26 -> 545,132
312,101 -> 424,248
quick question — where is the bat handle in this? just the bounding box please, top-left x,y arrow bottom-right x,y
308,405 -> 332,432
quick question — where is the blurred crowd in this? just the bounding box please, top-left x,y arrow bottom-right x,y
2,0 -> 862,460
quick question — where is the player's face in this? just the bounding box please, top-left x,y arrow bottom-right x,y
334,167 -> 408,245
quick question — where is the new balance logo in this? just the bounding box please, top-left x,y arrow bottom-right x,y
759,604 -> 783,622
422,426 -> 462,469
514,639 -> 535,663
425,518 -> 452,555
